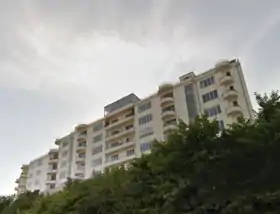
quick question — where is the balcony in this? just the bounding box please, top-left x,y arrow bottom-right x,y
160,96 -> 174,107
46,179 -> 56,184
49,157 -> 58,163
106,126 -> 135,141
21,164 -> 29,170
77,133 -> 87,142
75,124 -> 88,132
75,173 -> 85,179
75,155 -> 86,163
161,107 -> 176,120
47,167 -> 58,174
48,149 -> 58,155
76,147 -> 86,154
18,182 -> 26,187
226,105 -> 243,116
55,139 -> 61,145
222,89 -> 238,100
76,142 -> 86,153
76,166 -> 85,174
20,172 -> 27,178
163,119 -> 177,133
104,154 -> 136,168
219,75 -> 234,85
105,141 -> 135,154
105,114 -> 134,130
158,83 -> 174,95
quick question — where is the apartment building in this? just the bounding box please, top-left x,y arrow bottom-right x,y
14,165 -> 29,195
20,149 -> 59,194
15,59 -> 253,194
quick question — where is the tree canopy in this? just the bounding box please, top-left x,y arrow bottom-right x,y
2,91 -> 280,214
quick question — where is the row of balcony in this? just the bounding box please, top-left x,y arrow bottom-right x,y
104,111 -> 134,130
106,125 -> 135,141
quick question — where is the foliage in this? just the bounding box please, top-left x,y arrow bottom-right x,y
1,91 -> 280,214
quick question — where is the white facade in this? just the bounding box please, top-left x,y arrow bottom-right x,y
15,59 -> 253,194
14,165 -> 29,195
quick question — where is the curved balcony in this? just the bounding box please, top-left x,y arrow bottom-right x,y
163,119 -> 177,133
21,164 -> 29,170
161,110 -> 176,121
48,149 -> 58,155
75,124 -> 88,132
77,135 -> 87,142
222,90 -> 238,100
76,147 -> 86,154
215,60 -> 230,68
226,105 -> 243,116
76,157 -> 85,164
158,83 -> 174,95
55,139 -> 61,145
163,124 -> 177,133
160,96 -> 174,107
219,75 -> 234,85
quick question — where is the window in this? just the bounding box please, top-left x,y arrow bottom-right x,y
93,122 -> 103,132
140,142 -> 152,152
126,124 -> 133,130
200,76 -> 215,88
139,127 -> 154,139
126,148 -> 135,156
78,142 -> 86,147
92,145 -> 103,155
218,120 -> 225,130
59,171 -> 66,179
202,90 -> 218,103
233,101 -> 238,106
50,184 -> 56,189
93,134 -> 103,143
229,85 -> 234,90
110,141 -> 122,148
138,114 -> 153,125
92,158 -> 102,167
52,163 -> 58,170
50,174 -> 56,181
111,154 -> 119,161
138,101 -> 151,113
78,153 -> 85,158
36,170 -> 41,176
226,71 -> 231,76
204,105 -> 221,117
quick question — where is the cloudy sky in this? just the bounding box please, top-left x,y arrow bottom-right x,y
1,0 -> 280,194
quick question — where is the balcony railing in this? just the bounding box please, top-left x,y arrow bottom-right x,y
105,141 -> 134,154
106,126 -> 135,141
105,114 -> 134,129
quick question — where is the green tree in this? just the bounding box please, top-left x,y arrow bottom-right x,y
3,91 -> 280,214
